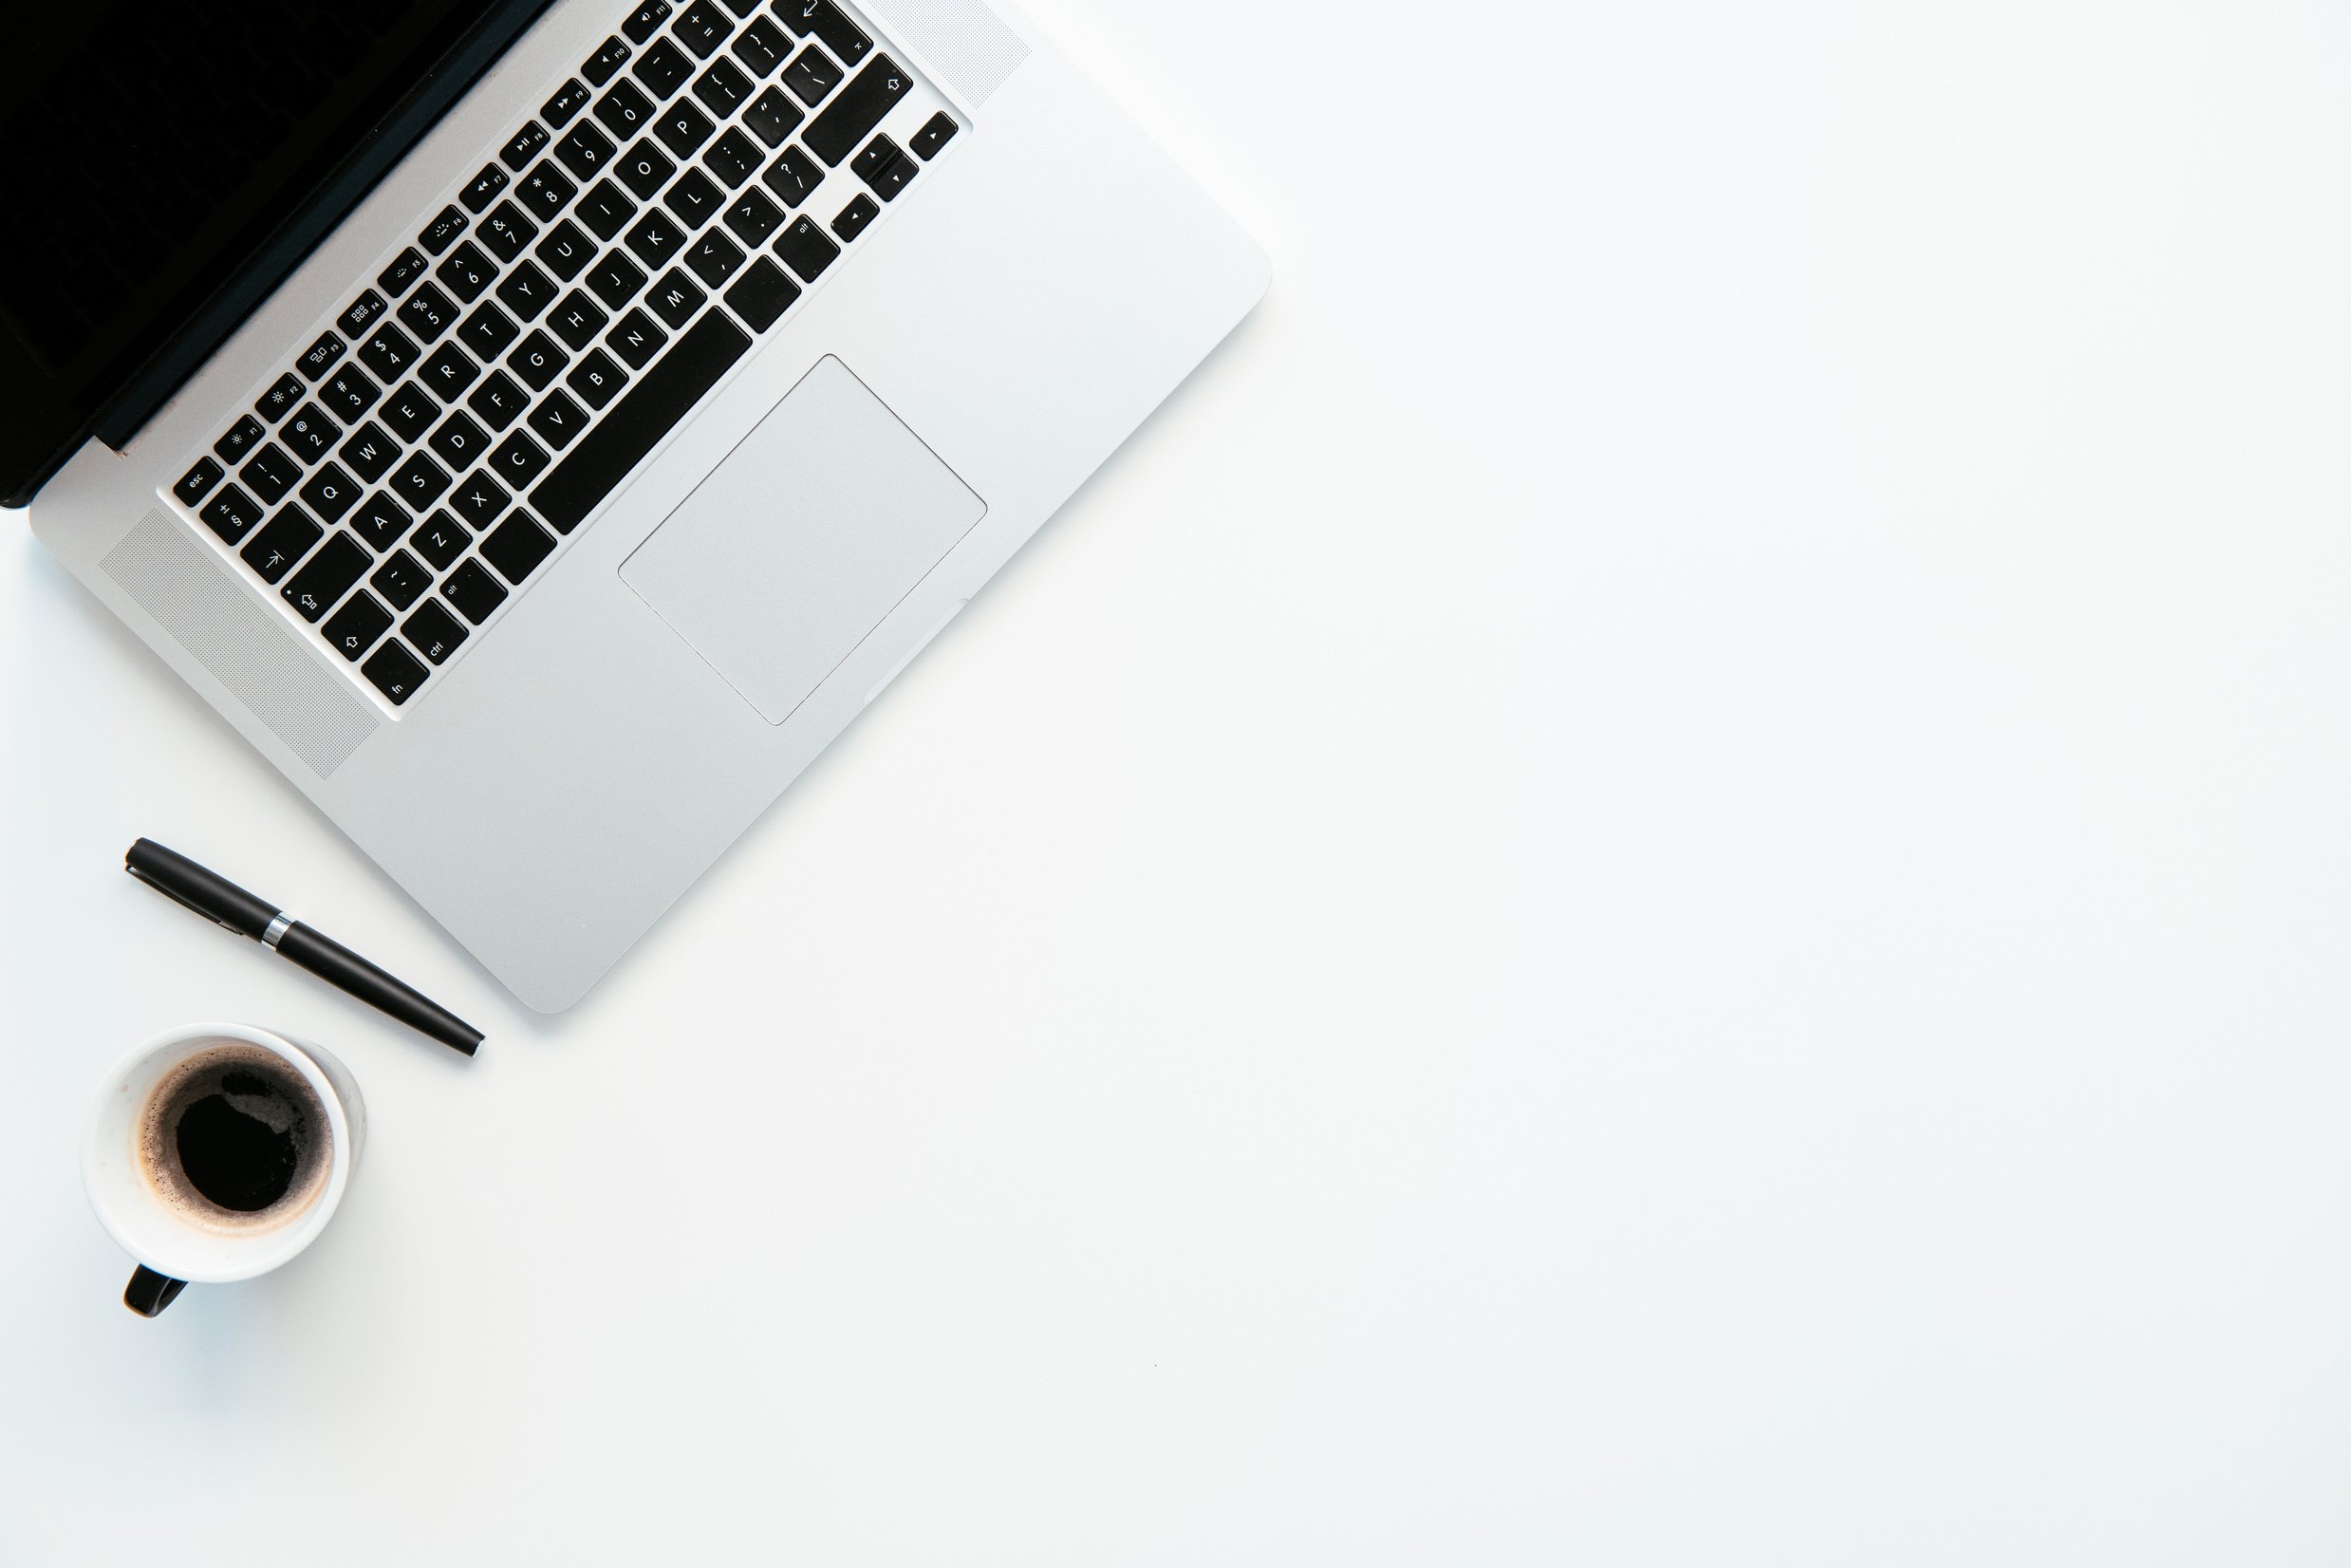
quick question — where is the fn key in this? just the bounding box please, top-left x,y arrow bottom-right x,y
362,640 -> 429,705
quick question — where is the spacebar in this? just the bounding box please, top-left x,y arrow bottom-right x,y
530,310 -> 752,534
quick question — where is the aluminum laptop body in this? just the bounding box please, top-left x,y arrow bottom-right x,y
24,0 -> 1267,1010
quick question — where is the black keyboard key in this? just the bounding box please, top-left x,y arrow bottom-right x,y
831,195 -> 878,242
673,0 -> 732,57
215,414 -> 266,464
390,450 -> 453,510
578,178 -> 640,240
783,0 -> 871,65
526,388 -> 588,451
442,559 -> 510,625
461,162 -> 510,215
625,207 -> 687,270
517,159 -> 578,220
339,289 -> 388,338
632,36 -> 694,99
281,404 -> 343,463
497,259 -> 558,322
402,598 -> 469,663
382,383 -> 439,443
379,247 -> 430,298
585,34 -> 633,87
399,282 -> 459,343
775,215 -> 838,281
256,372 -> 306,423
372,549 -> 432,611
340,422 -> 400,484
428,412 -> 491,472
723,256 -> 799,330
804,55 -> 909,165
543,78 -> 592,128
500,120 -> 551,171
321,364 -> 381,422
655,99 -> 717,159
782,45 -> 842,107
282,532 -> 368,621
481,511 -> 557,583
449,471 -> 512,532
239,444 -> 302,504
467,369 -> 531,431
701,125 -> 761,188
606,308 -> 668,367
624,2 -> 673,44
588,249 -> 649,308
909,111 -> 958,160
175,457 -> 225,506
595,78 -> 658,141
479,200 -> 539,262
510,330 -> 572,390
531,310 -> 750,532
324,591 -> 394,662
420,342 -> 480,401
458,300 -> 522,361
645,268 -> 707,328
420,204 -> 469,255
731,15 -> 790,77
298,331 -> 347,382
723,186 -> 784,247
349,491 -> 411,551
566,348 -> 628,409
684,228 -> 745,288
411,509 -> 471,570
241,504 -> 321,580
761,145 -> 823,206
536,219 -> 595,281
436,242 -> 496,303
300,462 -> 362,524
556,121 -> 618,180
362,640 -> 430,705
617,139 -> 678,199
357,322 -> 421,383
743,84 -> 803,147
693,57 -> 755,118
852,134 -> 913,200
490,428 -> 553,488
549,289 -> 612,350
665,166 -> 724,228
200,484 -> 264,544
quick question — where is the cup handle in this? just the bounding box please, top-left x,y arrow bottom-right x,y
124,1265 -> 188,1317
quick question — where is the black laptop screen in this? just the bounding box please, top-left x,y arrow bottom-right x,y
0,1 -> 544,505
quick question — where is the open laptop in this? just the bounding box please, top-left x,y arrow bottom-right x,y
7,0 -> 1266,1010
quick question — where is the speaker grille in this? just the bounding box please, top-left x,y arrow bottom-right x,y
101,511 -> 379,777
879,0 -> 1030,106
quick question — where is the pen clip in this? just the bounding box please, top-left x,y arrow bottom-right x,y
127,865 -> 256,937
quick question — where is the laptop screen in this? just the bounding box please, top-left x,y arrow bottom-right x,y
0,0 -> 550,506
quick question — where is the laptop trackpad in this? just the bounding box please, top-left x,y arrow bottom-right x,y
620,356 -> 986,724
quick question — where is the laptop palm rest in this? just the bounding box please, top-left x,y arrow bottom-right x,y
619,356 -> 986,725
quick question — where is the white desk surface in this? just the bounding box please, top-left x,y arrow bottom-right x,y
9,2 -> 2351,1562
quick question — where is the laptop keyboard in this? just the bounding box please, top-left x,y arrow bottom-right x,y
166,0 -> 962,711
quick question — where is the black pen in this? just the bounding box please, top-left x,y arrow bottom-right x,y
125,838 -> 482,1056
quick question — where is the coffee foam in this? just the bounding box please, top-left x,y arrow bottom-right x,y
137,1042 -> 333,1236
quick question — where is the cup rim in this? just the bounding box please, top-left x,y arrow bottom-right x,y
83,1022 -> 355,1284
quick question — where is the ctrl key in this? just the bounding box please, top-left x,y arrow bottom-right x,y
362,639 -> 430,705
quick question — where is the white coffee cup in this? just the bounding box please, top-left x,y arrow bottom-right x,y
84,1022 -> 366,1316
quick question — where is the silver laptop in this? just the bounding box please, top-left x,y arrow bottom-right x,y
9,0 -> 1266,1010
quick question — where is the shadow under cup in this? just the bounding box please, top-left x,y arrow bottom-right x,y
84,1025 -> 364,1316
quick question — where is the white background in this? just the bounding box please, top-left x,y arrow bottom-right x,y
7,0 -> 2351,1561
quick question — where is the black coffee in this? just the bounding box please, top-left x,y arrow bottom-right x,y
139,1044 -> 331,1233
176,1070 -> 301,1210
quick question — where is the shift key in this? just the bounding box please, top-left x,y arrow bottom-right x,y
803,55 -> 910,166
